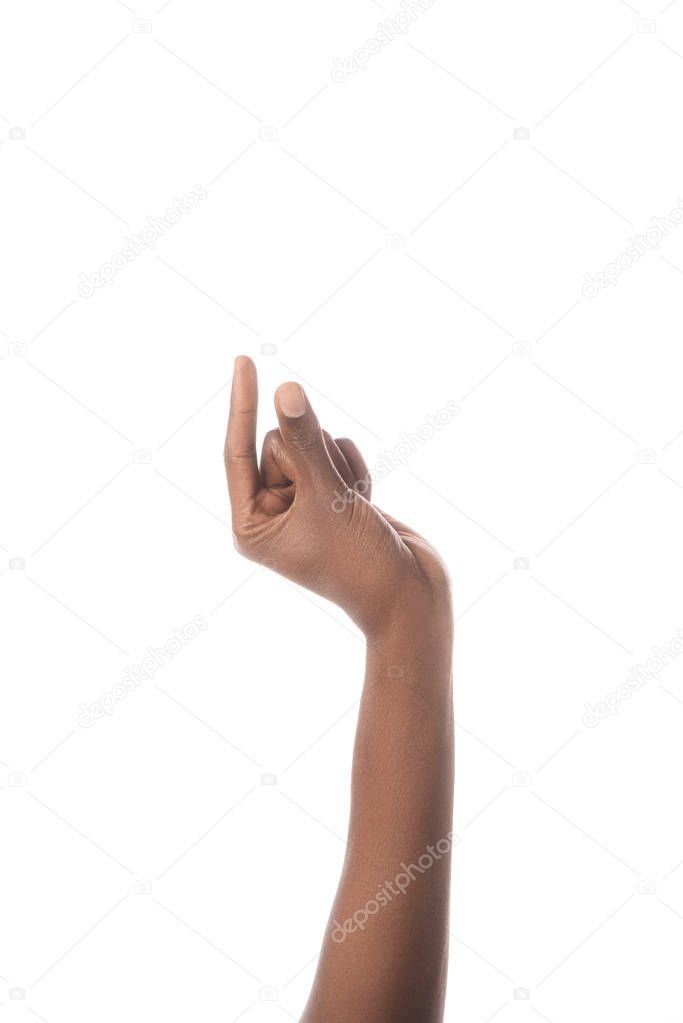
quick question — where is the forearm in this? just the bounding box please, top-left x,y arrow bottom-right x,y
225,359 -> 454,1018
302,601 -> 454,1022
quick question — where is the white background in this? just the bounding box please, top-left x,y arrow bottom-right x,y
2,1 -> 683,1020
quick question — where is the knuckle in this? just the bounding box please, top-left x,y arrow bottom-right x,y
290,428 -> 320,454
226,441 -> 257,463
231,521 -> 255,556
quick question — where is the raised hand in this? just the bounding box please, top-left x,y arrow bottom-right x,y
225,355 -> 450,638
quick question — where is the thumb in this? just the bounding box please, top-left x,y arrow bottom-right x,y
274,382 -> 339,487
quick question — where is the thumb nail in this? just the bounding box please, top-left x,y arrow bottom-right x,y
278,383 -> 306,418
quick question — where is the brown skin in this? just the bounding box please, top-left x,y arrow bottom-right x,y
225,356 -> 454,1022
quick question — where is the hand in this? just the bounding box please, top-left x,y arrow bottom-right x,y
224,356 -> 451,638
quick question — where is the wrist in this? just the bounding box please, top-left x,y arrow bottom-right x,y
364,601 -> 453,713
364,586 -> 453,656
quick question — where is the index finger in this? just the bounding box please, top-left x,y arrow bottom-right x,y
225,355 -> 260,511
